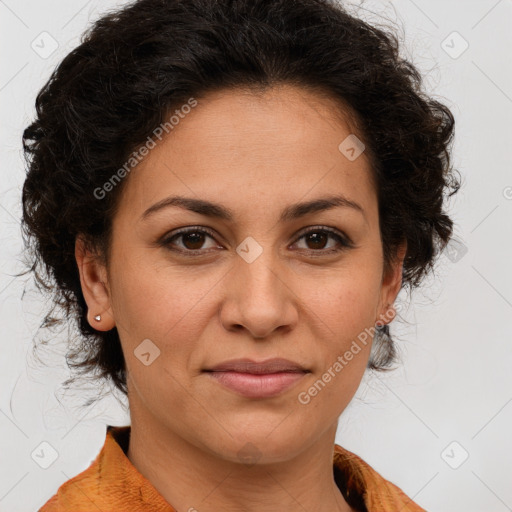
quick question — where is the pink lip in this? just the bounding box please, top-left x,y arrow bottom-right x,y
206,371 -> 307,398
206,357 -> 308,374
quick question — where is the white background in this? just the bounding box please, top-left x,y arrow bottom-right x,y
1,1 -> 511,511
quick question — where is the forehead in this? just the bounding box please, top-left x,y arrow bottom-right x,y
116,84 -> 376,221
168,84 -> 362,158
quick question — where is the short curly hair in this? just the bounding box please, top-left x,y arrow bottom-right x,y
20,0 -> 460,397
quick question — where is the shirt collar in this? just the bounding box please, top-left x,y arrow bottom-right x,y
102,425 -> 423,512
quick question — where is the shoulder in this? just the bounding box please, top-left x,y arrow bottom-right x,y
39,426 -> 174,512
38,443 -> 104,511
333,444 -> 426,512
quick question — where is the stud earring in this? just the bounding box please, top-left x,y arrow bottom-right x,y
94,314 -> 101,322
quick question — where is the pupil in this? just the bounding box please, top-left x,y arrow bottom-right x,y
184,232 -> 204,250
307,232 -> 327,249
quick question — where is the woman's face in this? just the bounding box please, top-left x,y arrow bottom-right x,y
78,84 -> 404,463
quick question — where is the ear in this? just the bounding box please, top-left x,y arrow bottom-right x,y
376,241 -> 407,326
75,236 -> 115,331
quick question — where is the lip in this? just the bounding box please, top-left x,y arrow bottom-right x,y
205,357 -> 309,374
206,371 -> 307,398
204,358 -> 309,398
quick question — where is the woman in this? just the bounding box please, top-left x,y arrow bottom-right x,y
21,0 -> 460,510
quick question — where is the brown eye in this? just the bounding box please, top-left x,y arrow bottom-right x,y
304,231 -> 329,250
181,231 -> 207,250
292,227 -> 352,254
161,227 -> 221,254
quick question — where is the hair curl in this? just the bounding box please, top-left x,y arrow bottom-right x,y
20,0 -> 460,398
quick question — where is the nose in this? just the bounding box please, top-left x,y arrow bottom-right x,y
219,250 -> 299,339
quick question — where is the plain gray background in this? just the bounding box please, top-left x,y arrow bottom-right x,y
1,1 -> 511,511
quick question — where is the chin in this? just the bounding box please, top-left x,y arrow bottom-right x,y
208,425 -> 310,466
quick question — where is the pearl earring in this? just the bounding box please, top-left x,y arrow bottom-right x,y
94,314 -> 101,322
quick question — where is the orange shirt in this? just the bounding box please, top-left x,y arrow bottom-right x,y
39,425 -> 426,511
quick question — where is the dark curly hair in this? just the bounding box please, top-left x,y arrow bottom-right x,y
20,0 -> 460,397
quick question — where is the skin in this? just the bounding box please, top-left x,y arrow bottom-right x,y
76,84 -> 406,512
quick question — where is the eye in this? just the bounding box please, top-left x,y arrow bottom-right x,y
291,227 -> 353,254
160,227 -> 222,254
160,225 -> 353,256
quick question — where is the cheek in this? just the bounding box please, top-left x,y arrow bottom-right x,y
298,275 -> 378,416
108,249 -> 227,382
110,245 -> 208,333
302,265 -> 382,339
295,260 -> 381,400
110,261 -> 213,411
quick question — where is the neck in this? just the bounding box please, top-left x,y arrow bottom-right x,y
126,410 -> 354,512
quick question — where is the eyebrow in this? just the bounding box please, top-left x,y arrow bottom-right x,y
141,194 -> 367,224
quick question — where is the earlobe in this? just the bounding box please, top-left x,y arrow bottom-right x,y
376,303 -> 396,327
75,236 -> 116,331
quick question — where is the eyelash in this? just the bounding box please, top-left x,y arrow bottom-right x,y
159,225 -> 354,257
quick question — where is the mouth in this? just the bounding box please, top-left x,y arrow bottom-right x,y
203,358 -> 310,398
204,357 -> 309,374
